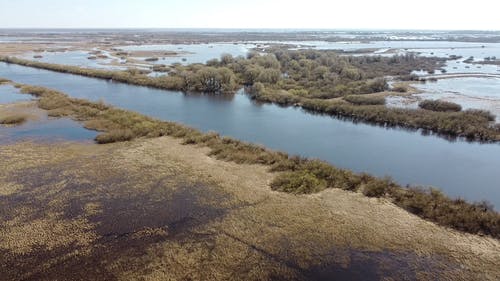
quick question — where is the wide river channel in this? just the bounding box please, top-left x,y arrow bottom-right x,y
1,61 -> 499,208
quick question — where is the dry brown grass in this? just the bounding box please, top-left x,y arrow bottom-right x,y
0,114 -> 27,125
0,102 -> 44,125
419,99 -> 463,112
0,78 -> 11,84
95,129 -> 134,143
12,82 -> 500,239
343,94 -> 386,105
0,215 -> 97,255
1,138 -> 499,280
0,43 -> 51,56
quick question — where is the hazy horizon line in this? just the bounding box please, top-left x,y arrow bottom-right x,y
1,27 -> 499,32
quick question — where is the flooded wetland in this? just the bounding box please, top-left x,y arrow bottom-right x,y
1,28 -> 500,280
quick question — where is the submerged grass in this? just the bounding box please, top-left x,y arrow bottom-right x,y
11,82 -> 500,239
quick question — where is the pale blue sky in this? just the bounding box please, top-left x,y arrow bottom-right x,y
0,0 -> 499,30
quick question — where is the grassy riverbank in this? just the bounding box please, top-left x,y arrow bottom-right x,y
2,138 -> 499,280
9,81 -> 500,239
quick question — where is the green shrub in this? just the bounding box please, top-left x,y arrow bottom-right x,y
419,100 -> 462,112
362,177 -> 393,197
270,171 -> 327,194
343,95 -> 386,105
299,160 -> 361,191
95,129 -> 134,144
367,78 -> 388,92
392,85 -> 407,92
152,64 -> 169,72
390,187 -> 500,237
464,109 -> 495,122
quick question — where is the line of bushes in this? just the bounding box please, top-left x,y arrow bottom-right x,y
15,82 -> 500,239
2,54 -> 498,142
250,86 -> 500,142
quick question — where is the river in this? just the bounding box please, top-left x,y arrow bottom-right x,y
0,61 -> 499,208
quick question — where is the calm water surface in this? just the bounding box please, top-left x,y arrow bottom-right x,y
119,43 -> 256,65
0,84 -> 32,103
0,62 -> 499,207
0,84 -> 97,143
388,77 -> 500,122
0,118 -> 98,144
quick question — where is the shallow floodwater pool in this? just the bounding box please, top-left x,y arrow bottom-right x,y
0,118 -> 98,144
0,84 -> 97,143
417,78 -> 500,121
388,77 -> 500,122
119,43 -> 256,65
0,62 -> 499,208
21,50 -> 126,70
0,84 -> 32,103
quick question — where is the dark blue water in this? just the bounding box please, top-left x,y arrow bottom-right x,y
0,62 -> 499,207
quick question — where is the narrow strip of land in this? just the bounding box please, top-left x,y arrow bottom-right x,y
423,73 -> 500,80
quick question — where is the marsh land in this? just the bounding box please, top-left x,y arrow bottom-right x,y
1,29 -> 499,280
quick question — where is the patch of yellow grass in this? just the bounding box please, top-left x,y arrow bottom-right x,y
0,139 -> 499,280
0,182 -> 22,196
0,214 -> 97,255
